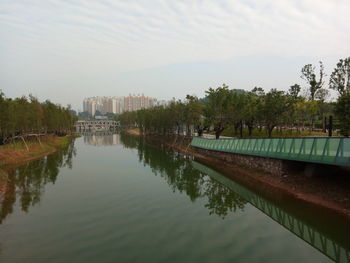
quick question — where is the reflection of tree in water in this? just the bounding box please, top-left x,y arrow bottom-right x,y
204,181 -> 246,217
0,140 -> 76,224
120,133 -> 247,218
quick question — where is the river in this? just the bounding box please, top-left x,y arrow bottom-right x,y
0,132 -> 349,263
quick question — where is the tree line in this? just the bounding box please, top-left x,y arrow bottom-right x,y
118,57 -> 350,138
0,92 -> 77,144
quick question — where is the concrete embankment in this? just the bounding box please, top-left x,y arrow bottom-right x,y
125,129 -> 350,221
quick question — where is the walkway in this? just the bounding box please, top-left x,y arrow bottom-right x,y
191,137 -> 350,166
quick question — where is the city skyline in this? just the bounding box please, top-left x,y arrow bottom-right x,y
83,94 -> 168,115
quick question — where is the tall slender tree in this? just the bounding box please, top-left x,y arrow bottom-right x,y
301,61 -> 325,101
329,57 -> 350,95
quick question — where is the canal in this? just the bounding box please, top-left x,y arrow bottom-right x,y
0,133 -> 349,263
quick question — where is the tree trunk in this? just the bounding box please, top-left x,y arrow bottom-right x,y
240,120 -> 243,138
215,123 -> 224,139
248,125 -> 253,136
268,125 -> 274,138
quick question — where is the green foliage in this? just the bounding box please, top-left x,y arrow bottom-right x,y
329,57 -> 350,95
117,57 -> 350,139
0,91 -> 77,144
117,84 -> 336,138
259,89 -> 291,137
118,96 -> 203,136
288,84 -> 301,99
335,93 -> 350,136
204,84 -> 231,138
78,111 -> 91,120
301,61 -> 325,101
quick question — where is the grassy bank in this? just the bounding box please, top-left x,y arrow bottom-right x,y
0,135 -> 73,171
215,126 -> 337,138
126,128 -> 141,136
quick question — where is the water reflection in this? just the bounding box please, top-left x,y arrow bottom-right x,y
0,140 -> 76,224
120,133 -> 247,218
120,133 -> 350,263
82,131 -> 120,146
1,132 -> 349,262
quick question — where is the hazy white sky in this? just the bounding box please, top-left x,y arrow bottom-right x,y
1,0 -> 349,110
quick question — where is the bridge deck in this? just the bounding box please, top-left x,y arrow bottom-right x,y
191,137 -> 350,166
74,120 -> 120,130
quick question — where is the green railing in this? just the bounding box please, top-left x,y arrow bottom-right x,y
191,137 -> 350,166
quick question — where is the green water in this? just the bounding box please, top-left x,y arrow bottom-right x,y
0,133 -> 348,263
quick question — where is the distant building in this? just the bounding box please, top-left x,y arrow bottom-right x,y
123,94 -> 157,112
83,95 -> 162,116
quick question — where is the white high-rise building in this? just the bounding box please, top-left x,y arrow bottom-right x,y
83,95 -> 159,116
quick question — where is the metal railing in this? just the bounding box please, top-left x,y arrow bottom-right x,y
191,137 -> 350,166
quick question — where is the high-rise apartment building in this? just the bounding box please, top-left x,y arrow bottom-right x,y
83,95 -> 159,116
123,94 -> 157,112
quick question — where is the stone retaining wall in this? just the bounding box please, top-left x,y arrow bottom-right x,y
193,147 -> 304,176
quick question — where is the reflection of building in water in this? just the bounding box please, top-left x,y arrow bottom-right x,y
83,132 -> 121,146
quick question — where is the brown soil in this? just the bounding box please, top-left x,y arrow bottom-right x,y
0,135 -> 73,196
0,135 -> 70,169
126,128 -> 141,136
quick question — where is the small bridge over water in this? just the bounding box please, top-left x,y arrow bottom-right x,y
74,120 -> 120,132
191,137 -> 350,166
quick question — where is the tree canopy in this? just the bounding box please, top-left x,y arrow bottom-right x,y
117,57 -> 350,137
0,92 -> 77,144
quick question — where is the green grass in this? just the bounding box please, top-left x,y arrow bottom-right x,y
0,135 -> 72,169
212,126 -> 335,138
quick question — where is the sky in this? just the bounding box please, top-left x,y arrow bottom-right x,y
1,0 -> 349,111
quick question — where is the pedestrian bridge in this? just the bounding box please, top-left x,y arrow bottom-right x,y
191,137 -> 350,166
74,120 -> 120,131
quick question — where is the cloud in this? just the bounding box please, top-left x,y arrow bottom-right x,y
1,0 -> 349,68
0,0 -> 349,108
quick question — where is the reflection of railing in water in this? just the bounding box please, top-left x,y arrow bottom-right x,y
192,161 -> 350,263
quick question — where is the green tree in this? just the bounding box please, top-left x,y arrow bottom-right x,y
335,93 -> 350,136
204,84 -> 231,139
242,89 -> 264,136
184,95 -> 203,136
301,61 -> 325,101
288,84 -> 301,99
329,57 -> 350,95
260,89 -> 290,137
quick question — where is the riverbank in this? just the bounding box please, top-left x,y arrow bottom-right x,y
125,129 -> 350,222
126,128 -> 141,136
0,135 -> 74,174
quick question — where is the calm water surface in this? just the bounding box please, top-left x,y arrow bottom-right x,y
0,133 -> 348,263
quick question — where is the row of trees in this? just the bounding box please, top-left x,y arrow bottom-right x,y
0,92 -> 77,144
118,57 -> 350,138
